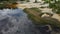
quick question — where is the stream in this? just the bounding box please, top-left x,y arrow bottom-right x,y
0,8 -> 41,34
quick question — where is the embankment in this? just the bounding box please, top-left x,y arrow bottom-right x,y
0,2 -> 17,9
23,8 -> 60,31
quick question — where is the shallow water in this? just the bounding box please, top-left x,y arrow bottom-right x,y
0,8 -> 41,34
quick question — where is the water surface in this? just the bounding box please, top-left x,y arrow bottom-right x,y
0,8 -> 41,34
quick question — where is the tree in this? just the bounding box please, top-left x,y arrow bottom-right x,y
50,0 -> 60,14
44,0 -> 60,14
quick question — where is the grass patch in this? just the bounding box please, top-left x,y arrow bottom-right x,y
30,7 -> 41,12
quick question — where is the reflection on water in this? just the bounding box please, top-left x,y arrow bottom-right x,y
0,9 -> 41,34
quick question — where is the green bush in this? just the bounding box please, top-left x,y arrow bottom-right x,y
0,4 -> 6,9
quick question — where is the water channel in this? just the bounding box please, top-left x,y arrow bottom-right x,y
0,8 -> 41,34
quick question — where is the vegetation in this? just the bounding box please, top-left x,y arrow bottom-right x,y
0,0 -> 17,1
0,1 -> 17,9
0,0 -> 30,9
40,6 -> 46,8
34,0 -> 37,3
43,0 -> 50,3
30,7 -> 41,12
43,0 -> 60,14
23,8 -> 60,31
0,4 -> 6,9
